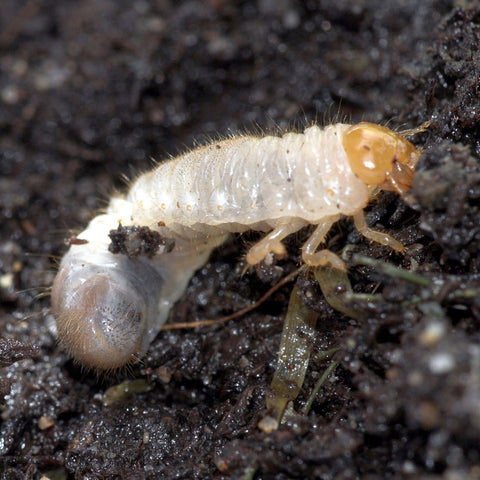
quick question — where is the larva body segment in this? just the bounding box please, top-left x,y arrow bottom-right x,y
52,122 -> 421,369
128,124 -> 368,232
51,212 -> 218,369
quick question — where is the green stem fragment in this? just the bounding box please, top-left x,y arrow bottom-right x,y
302,357 -> 339,415
102,379 -> 151,406
267,285 -> 318,423
238,465 -> 259,480
313,265 -> 368,321
351,254 -> 431,286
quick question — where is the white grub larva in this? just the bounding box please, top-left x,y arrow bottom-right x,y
51,122 -> 421,369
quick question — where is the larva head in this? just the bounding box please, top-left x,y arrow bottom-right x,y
342,122 -> 421,194
51,263 -> 147,370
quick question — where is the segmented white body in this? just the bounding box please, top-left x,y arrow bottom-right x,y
127,124 -> 366,231
52,122 -> 419,369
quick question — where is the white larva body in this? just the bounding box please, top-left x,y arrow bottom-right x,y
52,122 -> 420,369
127,124 -> 367,233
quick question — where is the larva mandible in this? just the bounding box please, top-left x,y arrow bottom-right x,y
51,122 -> 420,369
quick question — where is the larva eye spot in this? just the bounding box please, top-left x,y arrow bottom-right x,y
342,122 -> 420,193
52,267 -> 145,370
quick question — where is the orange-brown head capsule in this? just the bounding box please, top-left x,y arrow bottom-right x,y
342,122 -> 421,194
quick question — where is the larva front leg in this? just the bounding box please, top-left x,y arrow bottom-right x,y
301,208 -> 407,272
353,210 -> 405,252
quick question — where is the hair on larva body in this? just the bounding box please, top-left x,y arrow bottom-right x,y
51,122 -> 421,369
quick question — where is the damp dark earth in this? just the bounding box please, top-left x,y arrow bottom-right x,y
2,1 -> 480,479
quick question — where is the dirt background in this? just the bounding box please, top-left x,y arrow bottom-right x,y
1,0 -> 480,479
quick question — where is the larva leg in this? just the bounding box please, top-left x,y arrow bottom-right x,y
301,216 -> 346,271
246,220 -> 307,265
353,210 -> 405,252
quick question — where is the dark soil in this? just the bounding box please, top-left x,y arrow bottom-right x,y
1,1 -> 480,479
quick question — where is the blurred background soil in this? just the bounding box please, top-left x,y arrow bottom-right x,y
1,1 -> 480,479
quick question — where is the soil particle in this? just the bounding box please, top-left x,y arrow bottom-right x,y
412,141 -> 480,271
0,336 -> 37,369
108,224 -> 174,258
412,7 -> 480,154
